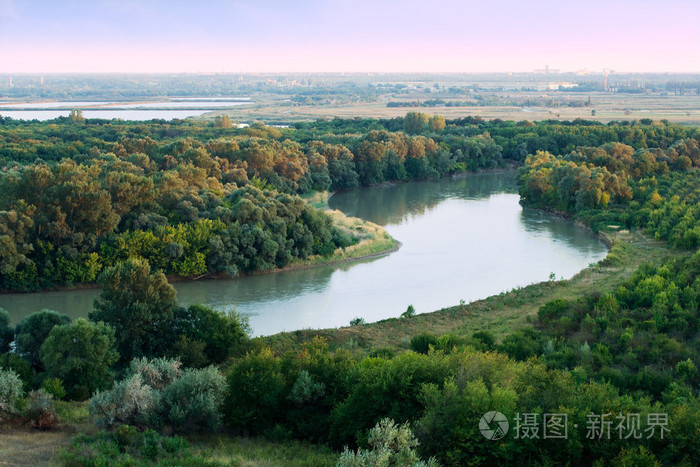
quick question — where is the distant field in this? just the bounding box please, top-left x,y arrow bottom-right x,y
205,91 -> 700,126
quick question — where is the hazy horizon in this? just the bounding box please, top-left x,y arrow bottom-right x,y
2,0 -> 699,74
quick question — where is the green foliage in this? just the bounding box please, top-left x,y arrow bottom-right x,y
0,308 -> 13,354
0,352 -> 33,391
14,309 -> 71,369
172,304 -> 250,364
329,352 -> 451,448
409,333 -> 438,354
518,140 -> 700,248
158,366 -> 226,433
89,373 -> 158,430
91,258 -> 177,364
0,369 -> 23,424
89,357 -> 224,434
470,331 -> 496,351
0,117 -> 520,291
416,375 -> 518,465
403,112 -> 430,135
401,305 -> 416,318
40,318 -> 119,400
41,377 -> 66,400
59,427 -> 221,466
499,328 -> 544,361
350,317 -> 366,326
337,418 -> 438,467
224,348 -> 287,434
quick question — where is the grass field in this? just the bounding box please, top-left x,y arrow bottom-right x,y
204,91 -> 700,126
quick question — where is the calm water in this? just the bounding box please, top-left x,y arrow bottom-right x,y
0,99 -> 250,120
0,172 -> 607,335
0,110 -> 216,121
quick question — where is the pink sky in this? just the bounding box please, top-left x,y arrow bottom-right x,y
1,0 -> 699,73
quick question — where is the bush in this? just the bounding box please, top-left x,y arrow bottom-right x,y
25,389 -> 58,430
14,309 -> 71,369
89,373 -> 157,430
158,366 -> 226,433
172,304 -> 250,364
337,418 -> 438,467
470,331 -> 496,351
0,352 -> 33,391
0,308 -> 13,354
41,377 -> 66,400
0,369 -> 23,424
129,357 -> 182,390
223,348 -> 287,434
90,358 -> 225,434
410,333 -> 438,354
40,318 -> 119,400
330,353 -> 450,448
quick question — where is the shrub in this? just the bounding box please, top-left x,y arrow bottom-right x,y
0,369 -> 23,424
128,357 -> 182,390
350,317 -> 366,326
158,366 -> 226,433
41,377 -> 66,400
401,305 -> 416,318
14,309 -> 71,369
40,318 -> 119,400
330,352 -> 450,448
25,389 -> 58,430
0,352 -> 33,391
470,331 -> 496,351
337,418 -> 438,467
90,358 -> 225,434
410,333 -> 438,354
0,308 -> 13,354
224,348 -> 287,434
172,304 -> 250,364
89,373 -> 157,430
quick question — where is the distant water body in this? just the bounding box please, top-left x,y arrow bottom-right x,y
0,99 -> 251,121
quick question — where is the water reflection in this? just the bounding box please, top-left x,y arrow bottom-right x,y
329,171 -> 517,226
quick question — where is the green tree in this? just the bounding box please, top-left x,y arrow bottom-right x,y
0,308 -> 13,354
90,259 -> 177,364
40,318 -> 118,400
14,309 -> 71,369
428,115 -> 446,133
403,112 -> 430,135
172,304 -> 249,364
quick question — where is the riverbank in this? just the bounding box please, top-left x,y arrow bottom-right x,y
0,208 -> 399,296
260,229 -> 681,354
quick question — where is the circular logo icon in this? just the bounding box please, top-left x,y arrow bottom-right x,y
479,411 -> 509,440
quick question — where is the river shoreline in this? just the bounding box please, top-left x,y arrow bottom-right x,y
0,213 -> 400,296
0,165 -> 518,296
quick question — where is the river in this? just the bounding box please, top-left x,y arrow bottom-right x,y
0,171 -> 607,336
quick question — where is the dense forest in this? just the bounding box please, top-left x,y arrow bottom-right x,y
1,112 -> 697,291
1,113 -> 699,465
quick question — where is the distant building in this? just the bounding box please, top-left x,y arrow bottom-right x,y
546,82 -> 579,90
